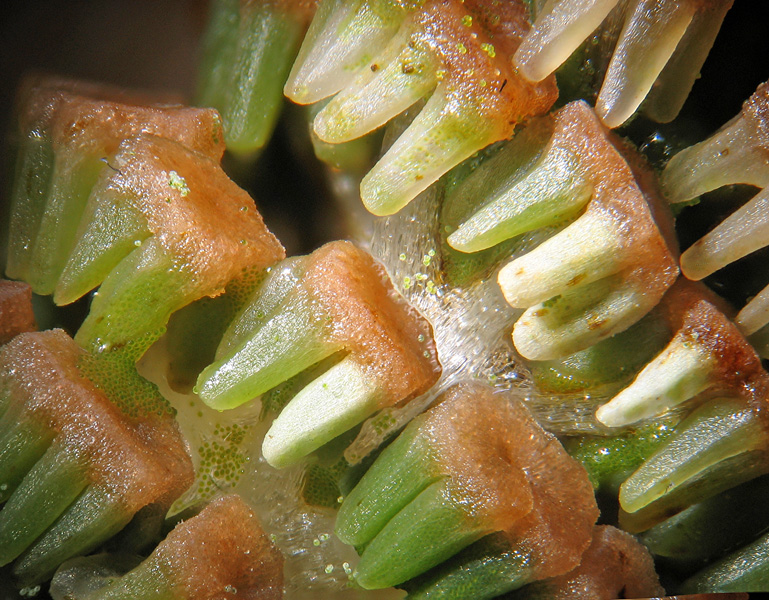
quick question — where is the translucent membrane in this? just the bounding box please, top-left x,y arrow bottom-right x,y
0,280 -> 36,345
0,330 -> 193,584
597,278 -> 769,428
664,80 -> 769,337
74,495 -> 284,600
196,0 -> 316,153
197,241 -> 440,467
514,0 -> 733,127
451,101 -> 677,359
336,382 -> 597,592
293,0 -> 557,215
55,133 -> 284,357
5,74 -> 224,295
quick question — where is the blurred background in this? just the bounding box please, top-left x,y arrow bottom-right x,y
0,0 -> 344,266
1,0 -> 767,259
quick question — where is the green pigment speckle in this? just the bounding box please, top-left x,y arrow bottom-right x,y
168,170 -> 190,196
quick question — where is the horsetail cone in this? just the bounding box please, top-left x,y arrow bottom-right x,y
56,133 -> 284,357
447,101 -> 676,360
0,330 -> 193,585
663,79 -> 769,339
76,494 -> 283,600
197,241 -> 440,468
6,74 -> 225,296
336,382 -> 598,591
0,280 -> 37,346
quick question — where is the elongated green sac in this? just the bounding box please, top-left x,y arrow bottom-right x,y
563,407 -> 678,528
303,101 -> 384,174
356,0 -> 558,216
286,0 -> 421,105
197,0 -> 316,155
641,473 -> 769,576
6,74 -> 225,296
563,412 -> 680,495
619,393 -> 769,535
290,0 -> 557,215
198,241 -> 440,468
439,117 -> 555,288
336,382 -> 598,596
161,263 -> 270,393
0,330 -> 193,586
50,494 -> 284,600
680,531 -> 769,593
585,281 -> 769,532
